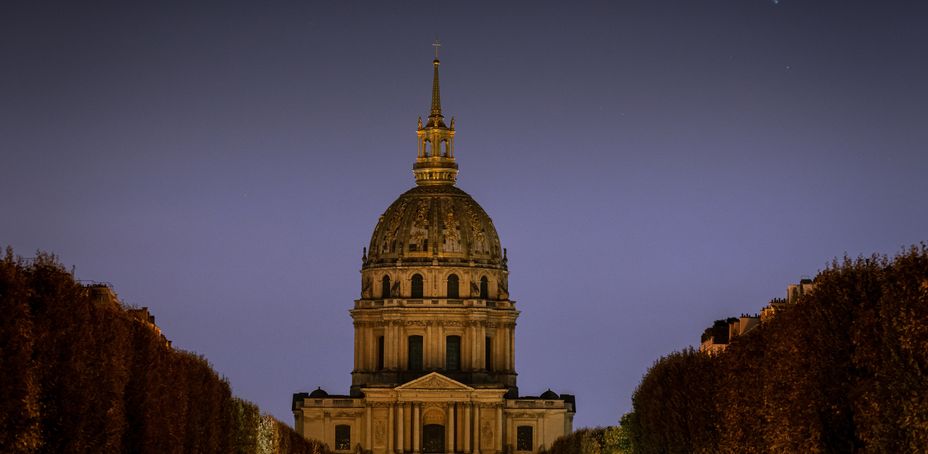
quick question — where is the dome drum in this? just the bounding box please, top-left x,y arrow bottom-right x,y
360,267 -> 508,302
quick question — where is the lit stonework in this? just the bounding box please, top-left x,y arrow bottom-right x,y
293,54 -> 575,454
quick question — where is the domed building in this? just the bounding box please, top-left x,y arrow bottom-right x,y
293,53 -> 574,454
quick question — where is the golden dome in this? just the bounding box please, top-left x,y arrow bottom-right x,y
364,185 -> 504,269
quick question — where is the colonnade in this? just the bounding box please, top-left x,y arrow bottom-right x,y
366,401 -> 504,454
353,320 -> 516,374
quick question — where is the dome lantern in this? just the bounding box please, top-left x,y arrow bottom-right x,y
413,54 -> 458,186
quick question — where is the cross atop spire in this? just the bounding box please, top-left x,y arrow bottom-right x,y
432,38 -> 441,59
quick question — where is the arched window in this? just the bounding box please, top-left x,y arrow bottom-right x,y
424,140 -> 431,157
382,276 -> 391,298
408,335 -> 423,371
440,140 -> 449,157
480,276 -> 489,299
411,274 -> 424,298
446,335 -> 461,371
447,274 -> 459,299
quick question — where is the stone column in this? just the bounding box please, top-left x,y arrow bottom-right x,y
397,403 -> 405,453
463,403 -> 471,453
493,322 -> 509,370
539,413 -> 546,453
446,403 -> 455,453
388,403 -> 394,453
365,405 -> 372,450
473,404 -> 481,454
412,403 -> 420,453
397,323 -> 404,370
508,324 -> 515,371
478,323 -> 486,371
425,322 -> 434,368
386,324 -> 394,369
437,322 -> 445,369
507,416 -> 514,454
496,406 -> 503,454
354,323 -> 360,370
470,324 -> 478,370
363,323 -> 371,371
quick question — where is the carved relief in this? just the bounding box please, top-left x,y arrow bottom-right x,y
423,407 -> 445,425
481,419 -> 494,448
408,199 -> 430,252
383,201 -> 408,253
362,276 -> 372,298
421,376 -> 454,389
464,202 -> 488,254
374,419 -> 386,446
498,278 -> 509,299
441,200 -> 462,253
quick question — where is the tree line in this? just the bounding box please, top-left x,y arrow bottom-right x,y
545,244 -> 928,453
620,244 -> 928,453
0,249 -> 330,454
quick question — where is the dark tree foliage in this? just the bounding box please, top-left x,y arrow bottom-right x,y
630,348 -> 719,454
0,249 -> 330,454
547,426 -> 629,454
0,248 -> 40,452
700,318 -> 737,344
716,326 -> 768,453
626,244 -> 928,453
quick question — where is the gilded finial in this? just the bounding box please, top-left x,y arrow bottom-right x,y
418,116 -> 423,129
450,116 -> 455,130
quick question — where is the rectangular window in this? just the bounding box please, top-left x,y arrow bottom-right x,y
485,336 -> 492,371
377,336 -> 385,370
408,335 -> 423,371
335,425 -> 351,451
517,426 -> 533,451
446,335 -> 461,371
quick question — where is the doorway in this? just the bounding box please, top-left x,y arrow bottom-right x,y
422,424 -> 445,453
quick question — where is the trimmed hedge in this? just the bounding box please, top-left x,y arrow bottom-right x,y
0,249 -> 330,454
624,244 -> 928,453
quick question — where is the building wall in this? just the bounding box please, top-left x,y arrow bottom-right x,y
295,387 -> 572,454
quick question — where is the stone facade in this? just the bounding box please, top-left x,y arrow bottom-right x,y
292,54 -> 574,453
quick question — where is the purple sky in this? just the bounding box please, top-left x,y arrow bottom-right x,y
2,0 -> 927,428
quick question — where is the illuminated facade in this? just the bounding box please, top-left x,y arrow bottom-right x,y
292,55 -> 574,454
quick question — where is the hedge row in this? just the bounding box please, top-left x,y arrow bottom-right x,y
622,244 -> 928,453
0,249 -> 330,454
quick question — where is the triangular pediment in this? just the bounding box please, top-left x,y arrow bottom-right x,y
395,372 -> 474,391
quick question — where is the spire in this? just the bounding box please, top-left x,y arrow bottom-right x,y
427,40 -> 445,128
414,46 -> 458,186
